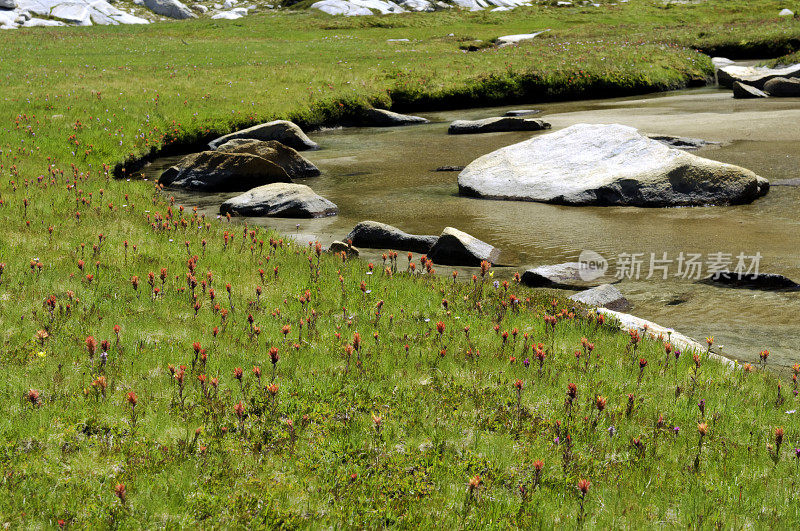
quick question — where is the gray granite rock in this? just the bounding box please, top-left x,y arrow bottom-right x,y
449,116 -> 550,134
458,123 -> 769,207
219,183 -> 337,218
427,227 -> 499,266
345,221 -> 437,253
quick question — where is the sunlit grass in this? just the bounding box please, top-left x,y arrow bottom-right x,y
1,1 -> 800,526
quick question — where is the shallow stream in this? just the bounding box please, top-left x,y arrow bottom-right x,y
146,87 -> 800,367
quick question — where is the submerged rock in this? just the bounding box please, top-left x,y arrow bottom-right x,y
520,263 -> 603,290
219,183 -> 337,218
717,63 -> 800,89
434,165 -> 464,172
733,81 -> 769,99
504,109 -> 541,117
763,77 -> 800,97
427,227 -> 499,266
357,108 -> 428,127
448,116 -> 550,134
144,0 -> 196,18
646,134 -> 718,150
702,271 -> 800,291
159,151 -> 290,192
772,178 -> 800,186
344,221 -> 437,253
457,123 -> 769,207
215,139 -> 320,178
569,284 -> 630,311
209,120 -> 318,151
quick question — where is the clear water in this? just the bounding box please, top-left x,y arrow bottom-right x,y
146,87 -> 800,367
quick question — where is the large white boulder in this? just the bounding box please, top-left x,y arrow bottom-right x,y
450,0 -> 482,10
399,0 -> 433,11
311,0 -> 371,14
51,2 -> 91,24
0,9 -> 19,25
15,0 -> 149,24
457,123 -> 769,207
144,0 -> 195,18
311,0 -> 404,14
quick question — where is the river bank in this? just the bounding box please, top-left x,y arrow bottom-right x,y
3,4 -> 800,525
146,85 -> 800,367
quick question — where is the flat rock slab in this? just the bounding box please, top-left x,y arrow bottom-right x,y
764,77 -> 800,97
458,123 -> 769,207
597,309 -> 734,367
505,109 -> 541,117
702,271 -> 800,291
209,120 -> 318,151
496,29 -> 549,46
427,227 -> 499,266
449,116 -> 550,134
717,63 -> 800,89
345,221 -> 437,253
357,108 -> 428,127
219,183 -> 338,218
733,81 -> 768,99
215,139 -> 320,178
521,262 -> 603,289
159,151 -> 290,192
569,284 -> 630,311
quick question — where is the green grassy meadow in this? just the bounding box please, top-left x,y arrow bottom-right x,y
2,1 -> 800,527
